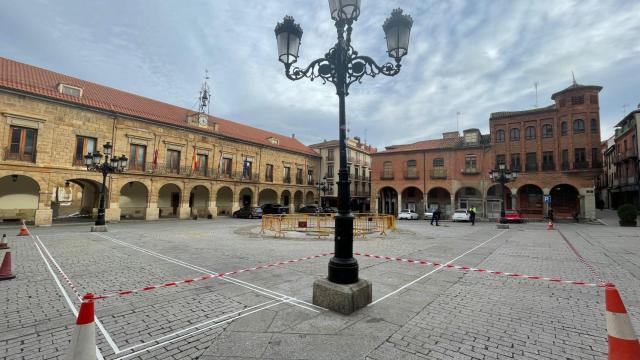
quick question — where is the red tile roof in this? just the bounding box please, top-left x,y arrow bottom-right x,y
379,137 -> 460,153
0,57 -> 318,156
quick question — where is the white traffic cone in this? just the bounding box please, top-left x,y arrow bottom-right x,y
65,294 -> 96,360
605,286 -> 640,359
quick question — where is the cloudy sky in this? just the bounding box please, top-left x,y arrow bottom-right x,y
2,1 -> 639,149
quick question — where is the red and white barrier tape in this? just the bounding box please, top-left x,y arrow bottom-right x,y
558,230 -> 604,285
354,252 -> 611,288
33,236 -> 83,300
90,252 -> 334,301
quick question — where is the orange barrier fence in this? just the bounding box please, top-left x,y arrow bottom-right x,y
260,213 -> 396,238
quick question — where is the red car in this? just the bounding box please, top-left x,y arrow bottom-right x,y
502,210 -> 525,223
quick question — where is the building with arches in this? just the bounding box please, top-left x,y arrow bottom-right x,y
372,81 -> 602,220
0,57 -> 319,225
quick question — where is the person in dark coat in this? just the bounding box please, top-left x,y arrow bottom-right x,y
469,207 -> 476,225
431,207 -> 441,226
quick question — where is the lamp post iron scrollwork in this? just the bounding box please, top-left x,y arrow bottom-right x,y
275,1 -> 412,284
489,163 -> 518,223
84,142 -> 128,231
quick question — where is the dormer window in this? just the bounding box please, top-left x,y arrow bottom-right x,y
268,137 -> 279,145
58,84 -> 83,97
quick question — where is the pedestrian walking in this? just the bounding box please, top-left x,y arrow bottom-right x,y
547,208 -> 554,222
431,207 -> 441,226
469,207 -> 476,226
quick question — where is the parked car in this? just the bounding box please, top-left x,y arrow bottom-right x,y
424,209 -> 434,220
298,205 -> 320,214
398,209 -> 419,220
233,207 -> 263,219
260,203 -> 289,214
452,209 -> 470,222
502,210 -> 525,223
321,207 -> 338,213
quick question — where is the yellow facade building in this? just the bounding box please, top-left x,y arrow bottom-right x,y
0,57 -> 320,225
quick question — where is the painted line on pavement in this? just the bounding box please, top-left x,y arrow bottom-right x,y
370,229 -> 508,305
93,233 -> 323,312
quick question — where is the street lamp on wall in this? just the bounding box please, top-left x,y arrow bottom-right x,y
275,4 -> 412,287
84,141 -> 128,232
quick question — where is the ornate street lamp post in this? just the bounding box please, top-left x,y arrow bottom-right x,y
84,142 -> 128,232
275,1 -> 412,313
317,176 -> 333,210
489,163 -> 518,223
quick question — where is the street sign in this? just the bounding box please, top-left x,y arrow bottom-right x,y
543,195 -> 551,204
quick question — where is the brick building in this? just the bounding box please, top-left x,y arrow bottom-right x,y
372,81 -> 602,220
0,57 -> 320,226
309,137 -> 375,211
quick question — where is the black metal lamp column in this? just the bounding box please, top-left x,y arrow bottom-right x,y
275,1 -> 412,284
84,142 -> 128,231
489,163 -> 518,223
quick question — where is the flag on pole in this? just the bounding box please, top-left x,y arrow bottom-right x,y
152,139 -> 159,170
191,143 -> 198,172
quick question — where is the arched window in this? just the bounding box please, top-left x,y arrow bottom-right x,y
525,126 -> 536,140
406,160 -> 417,178
573,119 -> 585,133
561,121 -> 568,136
495,130 -> 505,143
590,118 -> 598,133
510,128 -> 520,141
382,161 -> 393,179
542,124 -> 553,138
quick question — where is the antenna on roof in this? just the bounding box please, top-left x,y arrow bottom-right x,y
571,71 -> 576,85
198,69 -> 211,114
534,82 -> 539,108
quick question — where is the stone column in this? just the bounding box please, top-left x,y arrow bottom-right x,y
178,206 -> 191,219
35,190 -> 53,226
105,208 -> 121,222
209,198 -> 217,218
583,188 -> 596,220
397,193 -> 402,214
145,207 -> 159,220
372,196 -> 379,214
450,195 -> 456,218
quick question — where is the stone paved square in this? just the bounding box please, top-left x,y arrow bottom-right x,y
1,211 -> 639,359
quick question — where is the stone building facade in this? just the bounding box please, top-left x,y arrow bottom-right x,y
0,57 -> 320,226
372,82 -> 602,220
309,137 -> 375,211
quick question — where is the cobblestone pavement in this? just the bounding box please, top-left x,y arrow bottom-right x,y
0,213 -> 638,359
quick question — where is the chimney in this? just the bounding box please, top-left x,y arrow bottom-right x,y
292,133 -> 295,139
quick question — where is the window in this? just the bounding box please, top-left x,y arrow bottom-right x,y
8,126 -> 37,162
525,126 -> 536,140
406,160 -> 417,178
433,158 -> 444,167
575,148 -> 586,168
571,95 -> 584,105
542,151 -> 554,170
382,161 -> 392,179
265,164 -> 274,182
562,149 -> 569,170
573,119 -> 584,133
327,149 -> 335,161
197,154 -> 208,174
510,128 -> 520,141
495,130 -> 505,143
75,136 -> 97,166
166,149 -> 181,174
496,154 -> 505,167
327,164 -> 334,178
542,124 -> 553,138
561,121 -> 568,136
464,155 -> 477,171
220,156 -> 232,176
525,152 -> 537,172
283,166 -> 291,183
129,143 -> 146,171
242,159 -> 252,178
510,153 -> 521,171
296,168 -> 303,184
58,84 -> 83,97
590,118 -> 598,133
590,95 -> 598,104
307,169 -> 314,184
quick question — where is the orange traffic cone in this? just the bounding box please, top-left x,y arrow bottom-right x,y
0,234 -> 8,249
65,294 -> 96,360
17,220 -> 30,236
0,251 -> 15,281
547,221 -> 554,230
605,286 -> 640,359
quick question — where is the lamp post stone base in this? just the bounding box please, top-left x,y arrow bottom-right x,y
312,278 -> 372,315
90,225 -> 108,232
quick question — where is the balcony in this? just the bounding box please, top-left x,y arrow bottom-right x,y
592,161 -> 603,169
430,168 -> 447,179
295,177 -> 304,185
615,149 -> 638,163
461,168 -> 480,175
404,169 -> 419,180
380,171 -> 394,180
574,161 -> 589,170
541,163 -> 555,171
